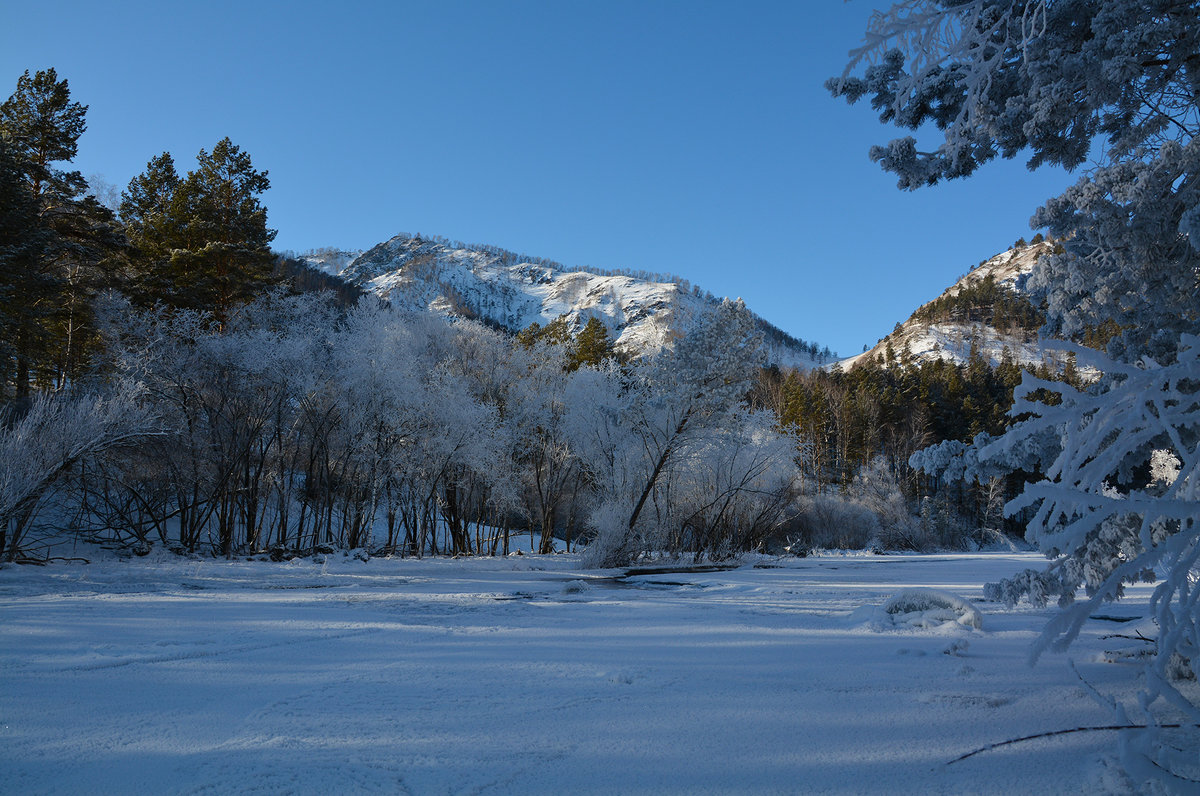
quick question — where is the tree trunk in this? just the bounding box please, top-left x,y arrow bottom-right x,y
627,408 -> 691,532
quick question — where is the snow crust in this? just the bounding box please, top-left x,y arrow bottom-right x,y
0,551 -> 1151,793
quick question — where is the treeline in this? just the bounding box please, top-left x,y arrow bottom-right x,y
3,294 -> 798,565
754,347 -> 1080,547
0,68 -> 281,403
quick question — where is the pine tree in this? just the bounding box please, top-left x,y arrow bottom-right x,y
0,68 -> 123,397
0,68 -> 87,203
0,139 -> 53,402
120,152 -> 182,306
516,315 -> 574,353
123,138 -> 277,320
567,316 -> 613,371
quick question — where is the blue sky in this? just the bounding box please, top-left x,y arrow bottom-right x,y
2,1 -> 1080,356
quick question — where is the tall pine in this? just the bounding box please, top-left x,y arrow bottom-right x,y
0,140 -> 54,402
119,152 -> 182,306
122,138 -> 277,319
0,68 -> 87,202
174,138 -> 277,319
0,69 -> 123,399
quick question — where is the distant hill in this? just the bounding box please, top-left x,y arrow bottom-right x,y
835,239 -> 1080,372
300,234 -> 836,369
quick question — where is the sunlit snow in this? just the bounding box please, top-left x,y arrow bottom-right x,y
305,234 -> 825,369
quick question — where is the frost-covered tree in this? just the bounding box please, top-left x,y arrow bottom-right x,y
0,382 -> 160,561
506,340 -> 585,553
584,298 -> 780,566
834,1 -> 1200,786
1030,140 -> 1200,359
669,411 -> 798,559
829,0 -> 1199,358
979,341 -> 1199,786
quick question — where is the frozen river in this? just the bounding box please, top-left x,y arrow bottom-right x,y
0,551 -> 1151,793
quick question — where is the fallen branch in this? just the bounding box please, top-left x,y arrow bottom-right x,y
13,555 -> 91,566
1099,631 -> 1154,643
947,724 -> 1198,765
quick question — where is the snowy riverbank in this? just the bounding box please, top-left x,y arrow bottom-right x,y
1,551 -> 1151,793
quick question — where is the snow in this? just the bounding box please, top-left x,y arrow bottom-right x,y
882,588 -> 985,630
834,242 -> 1068,372
838,321 -> 1078,372
331,234 -> 827,368
298,249 -> 361,276
0,551 -> 1153,793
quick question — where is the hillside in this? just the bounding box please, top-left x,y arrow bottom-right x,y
301,234 -> 834,369
835,240 -> 1071,371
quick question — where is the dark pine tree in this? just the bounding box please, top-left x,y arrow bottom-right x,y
567,316 -> 614,371
0,68 -> 87,202
0,68 -> 124,397
0,139 -> 54,402
119,152 -> 182,306
151,138 -> 278,321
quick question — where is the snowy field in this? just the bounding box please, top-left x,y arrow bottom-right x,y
0,551 -> 1152,794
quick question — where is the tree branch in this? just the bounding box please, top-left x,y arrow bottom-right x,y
946,724 -> 1199,766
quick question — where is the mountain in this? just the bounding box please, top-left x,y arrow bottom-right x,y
301,234 -> 834,369
834,239 -> 1074,371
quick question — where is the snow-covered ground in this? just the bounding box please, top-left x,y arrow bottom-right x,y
1,551 -> 1151,794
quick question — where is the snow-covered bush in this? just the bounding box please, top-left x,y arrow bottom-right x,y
851,456 -> 926,550
776,457 -> 933,554
668,414 -> 798,560
0,381 -> 159,561
792,492 -> 879,551
884,588 -> 983,630
583,299 -> 797,566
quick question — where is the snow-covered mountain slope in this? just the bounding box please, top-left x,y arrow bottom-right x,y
835,240 -> 1073,371
300,247 -> 362,276
304,234 -> 834,369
